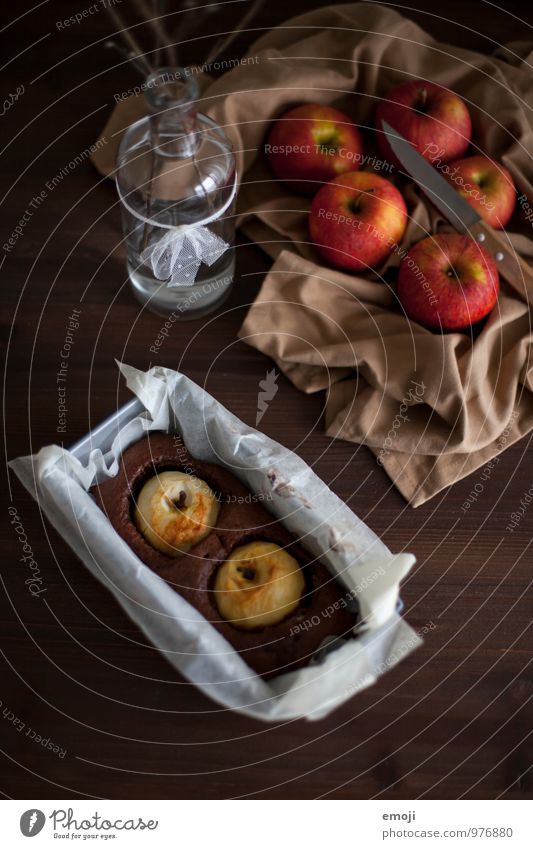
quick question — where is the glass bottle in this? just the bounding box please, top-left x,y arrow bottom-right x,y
116,67 -> 236,319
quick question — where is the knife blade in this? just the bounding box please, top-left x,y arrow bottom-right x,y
381,120 -> 480,232
381,120 -> 533,306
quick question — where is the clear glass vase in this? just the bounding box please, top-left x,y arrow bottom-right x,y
116,68 -> 236,319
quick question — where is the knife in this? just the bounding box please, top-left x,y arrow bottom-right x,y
381,120 -> 533,307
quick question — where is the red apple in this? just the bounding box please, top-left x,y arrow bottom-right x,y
266,104 -> 364,196
375,80 -> 472,168
441,155 -> 516,229
397,233 -> 499,331
309,171 -> 407,272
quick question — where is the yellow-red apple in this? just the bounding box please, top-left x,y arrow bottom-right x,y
309,171 -> 407,272
375,80 -> 472,168
397,233 -> 499,331
266,104 -> 364,196
441,155 -> 516,229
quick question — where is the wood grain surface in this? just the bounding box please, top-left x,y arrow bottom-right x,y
1,0 -> 532,800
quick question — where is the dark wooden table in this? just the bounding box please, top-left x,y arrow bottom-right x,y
2,0 -> 532,800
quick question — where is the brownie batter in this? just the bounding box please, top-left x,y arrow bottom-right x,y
92,432 -> 357,678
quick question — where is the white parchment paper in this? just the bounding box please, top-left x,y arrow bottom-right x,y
9,363 -> 421,721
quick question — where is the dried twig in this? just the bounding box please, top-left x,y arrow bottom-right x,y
133,0 -> 177,66
103,3 -> 154,75
205,0 -> 264,65
170,2 -> 222,55
104,40 -> 147,77
141,117 -> 158,252
153,0 -> 163,67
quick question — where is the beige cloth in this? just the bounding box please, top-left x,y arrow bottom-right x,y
92,4 -> 533,506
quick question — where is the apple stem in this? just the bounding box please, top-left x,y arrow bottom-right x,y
417,87 -> 428,111
168,491 -> 187,509
350,187 -> 374,213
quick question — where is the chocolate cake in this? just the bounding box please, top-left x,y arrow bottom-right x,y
92,432 -> 357,678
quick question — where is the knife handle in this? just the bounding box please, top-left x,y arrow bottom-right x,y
470,220 -> 533,308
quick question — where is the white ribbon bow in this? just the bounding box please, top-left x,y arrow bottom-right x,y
141,226 -> 229,287
139,175 -> 237,288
